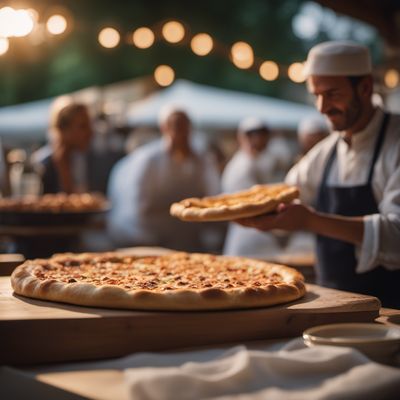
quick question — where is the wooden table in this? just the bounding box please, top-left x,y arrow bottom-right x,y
0,275 -> 381,365
0,243 -> 398,400
0,307 -> 399,400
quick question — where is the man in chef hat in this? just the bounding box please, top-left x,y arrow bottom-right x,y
236,41 -> 400,308
221,117 -> 285,258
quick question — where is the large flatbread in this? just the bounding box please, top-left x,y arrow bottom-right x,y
170,183 -> 299,222
11,252 -> 306,311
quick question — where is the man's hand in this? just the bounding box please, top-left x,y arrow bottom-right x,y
236,201 -> 315,232
236,201 -> 365,246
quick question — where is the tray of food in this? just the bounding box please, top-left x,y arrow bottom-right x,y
0,193 -> 109,226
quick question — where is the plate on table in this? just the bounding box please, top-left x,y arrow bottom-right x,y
303,323 -> 400,363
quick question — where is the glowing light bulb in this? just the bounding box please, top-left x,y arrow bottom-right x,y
154,65 -> 175,87
0,7 -> 17,37
0,38 -> 9,56
47,14 -> 67,35
132,27 -> 155,49
98,27 -> 120,48
231,41 -> 254,69
190,33 -> 213,56
162,21 -> 185,43
259,61 -> 279,81
384,69 -> 399,89
288,62 -> 306,83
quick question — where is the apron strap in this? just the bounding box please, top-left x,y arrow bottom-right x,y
321,111 -> 390,187
320,141 -> 337,186
367,112 -> 390,183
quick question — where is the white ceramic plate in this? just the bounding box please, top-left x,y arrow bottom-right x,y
303,323 -> 400,362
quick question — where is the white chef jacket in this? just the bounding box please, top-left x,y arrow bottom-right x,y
221,148 -> 283,257
221,144 -> 287,193
107,139 -> 220,251
286,107 -> 400,273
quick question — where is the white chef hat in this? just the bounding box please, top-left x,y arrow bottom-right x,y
303,41 -> 372,77
238,117 -> 269,135
298,115 -> 329,137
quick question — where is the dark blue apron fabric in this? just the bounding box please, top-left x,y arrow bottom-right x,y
315,113 -> 400,308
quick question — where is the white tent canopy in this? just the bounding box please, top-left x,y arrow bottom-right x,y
0,98 -> 54,143
0,86 -> 102,145
126,79 -> 318,130
0,79 -> 319,146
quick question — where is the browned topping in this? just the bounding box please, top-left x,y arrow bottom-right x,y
0,193 -> 107,213
26,252 -> 302,293
179,184 -> 297,209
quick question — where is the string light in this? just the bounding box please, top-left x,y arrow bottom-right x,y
259,61 -> 279,81
13,9 -> 35,37
162,21 -> 185,43
0,7 -> 35,38
47,14 -> 68,35
231,41 -> 254,69
190,33 -> 213,56
1,11 -> 396,90
0,37 -> 9,55
154,65 -> 175,86
384,69 -> 399,89
98,27 -> 120,48
132,27 -> 155,49
0,7 -> 17,37
288,62 -> 306,83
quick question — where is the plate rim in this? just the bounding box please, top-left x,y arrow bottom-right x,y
303,322 -> 400,345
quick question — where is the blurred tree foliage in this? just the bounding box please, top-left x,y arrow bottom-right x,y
0,0 -> 377,106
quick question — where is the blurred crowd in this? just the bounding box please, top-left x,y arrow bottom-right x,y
0,96 -> 328,258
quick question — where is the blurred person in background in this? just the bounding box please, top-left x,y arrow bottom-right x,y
89,111 -> 125,194
222,117 -> 281,192
297,115 -> 330,156
237,41 -> 400,308
0,138 -> 10,197
221,117 -> 283,258
32,99 -> 93,194
284,115 -> 330,264
107,105 -> 221,252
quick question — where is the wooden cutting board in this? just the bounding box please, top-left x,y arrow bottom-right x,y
0,277 -> 380,365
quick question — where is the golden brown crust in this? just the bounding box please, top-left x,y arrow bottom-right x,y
170,184 -> 299,221
11,252 -> 306,311
0,193 -> 107,213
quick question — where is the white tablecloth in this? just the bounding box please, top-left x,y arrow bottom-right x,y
124,339 -> 400,400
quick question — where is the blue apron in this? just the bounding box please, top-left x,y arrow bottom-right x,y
315,113 -> 400,308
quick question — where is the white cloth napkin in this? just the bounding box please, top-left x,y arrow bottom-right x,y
124,339 -> 400,400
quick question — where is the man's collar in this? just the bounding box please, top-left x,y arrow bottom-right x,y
338,107 -> 383,148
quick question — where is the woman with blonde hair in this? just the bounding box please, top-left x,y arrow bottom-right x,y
33,98 -> 93,193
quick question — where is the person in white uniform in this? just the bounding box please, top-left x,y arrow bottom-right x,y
222,117 -> 283,258
297,115 -> 330,156
237,41 -> 400,308
285,115 -> 330,255
107,106 -> 220,252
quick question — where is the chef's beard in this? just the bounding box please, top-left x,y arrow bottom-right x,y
325,93 -> 363,132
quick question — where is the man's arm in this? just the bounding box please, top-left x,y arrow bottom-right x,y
236,202 -> 364,246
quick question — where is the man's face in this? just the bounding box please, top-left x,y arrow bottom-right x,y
307,75 -> 364,132
63,109 -> 93,152
239,130 -> 269,156
164,111 -> 191,148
